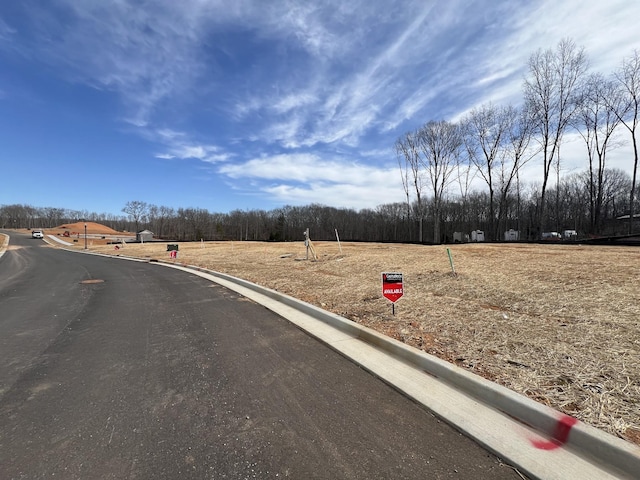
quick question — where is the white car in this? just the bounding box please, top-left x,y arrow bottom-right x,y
32,230 -> 44,239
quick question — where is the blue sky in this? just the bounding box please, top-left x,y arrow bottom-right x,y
1,1 -> 639,215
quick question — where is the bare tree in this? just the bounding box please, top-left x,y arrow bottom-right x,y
453,158 -> 476,236
502,105 -> 537,236
178,207 -> 211,241
462,103 -> 514,240
417,120 -> 463,243
122,200 -> 149,233
43,207 -> 65,228
561,172 -> 591,231
575,73 -> 623,233
396,130 -> 426,241
147,204 -> 175,238
524,38 -> 588,237
600,168 -> 632,223
0,204 -> 33,228
611,50 -> 640,233
376,202 -> 406,242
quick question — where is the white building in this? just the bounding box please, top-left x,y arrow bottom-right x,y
136,230 -> 154,242
504,229 -> 519,241
471,230 -> 485,242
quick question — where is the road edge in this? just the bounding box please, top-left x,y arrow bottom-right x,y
0,233 -> 9,259
53,248 -> 640,479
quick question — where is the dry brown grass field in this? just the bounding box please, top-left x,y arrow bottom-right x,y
45,230 -> 640,445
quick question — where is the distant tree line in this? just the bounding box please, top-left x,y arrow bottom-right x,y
396,39 -> 640,243
2,39 -> 638,244
2,170 -> 637,244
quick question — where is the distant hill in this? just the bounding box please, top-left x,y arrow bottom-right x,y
56,221 -> 124,235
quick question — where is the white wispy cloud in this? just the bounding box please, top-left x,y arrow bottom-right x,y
10,0 -> 640,137
156,146 -> 229,164
218,153 -> 405,208
261,181 -> 403,210
5,0 -> 640,211
0,17 -> 16,41
7,0 -> 208,125
153,128 -> 230,163
219,153 -> 366,182
271,92 -> 318,114
156,129 -> 187,142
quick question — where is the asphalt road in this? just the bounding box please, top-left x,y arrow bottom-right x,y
0,231 -> 523,479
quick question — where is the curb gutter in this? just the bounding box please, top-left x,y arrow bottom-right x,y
161,261 -> 640,480
55,249 -> 640,479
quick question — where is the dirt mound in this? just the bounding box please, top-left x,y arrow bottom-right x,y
56,222 -> 123,235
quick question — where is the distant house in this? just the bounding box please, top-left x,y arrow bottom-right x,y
471,230 -> 485,242
504,229 -> 519,241
136,230 -> 154,242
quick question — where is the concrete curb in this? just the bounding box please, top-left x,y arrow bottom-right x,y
45,234 -> 74,246
31,244 -> 640,479
163,261 -> 640,480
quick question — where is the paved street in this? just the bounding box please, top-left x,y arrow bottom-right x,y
0,231 -> 522,479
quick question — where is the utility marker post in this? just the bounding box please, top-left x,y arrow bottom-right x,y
446,248 -> 456,275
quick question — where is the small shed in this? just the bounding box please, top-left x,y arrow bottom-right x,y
504,229 -> 519,241
471,230 -> 485,242
136,230 -> 154,243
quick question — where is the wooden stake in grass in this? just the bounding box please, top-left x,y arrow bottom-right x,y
446,248 -> 456,275
304,228 -> 318,261
335,228 -> 343,254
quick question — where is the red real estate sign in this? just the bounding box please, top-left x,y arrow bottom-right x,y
382,272 -> 404,303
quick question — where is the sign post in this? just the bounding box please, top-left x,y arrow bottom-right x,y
382,272 -> 404,315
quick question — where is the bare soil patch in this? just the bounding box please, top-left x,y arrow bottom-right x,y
69,239 -> 640,444
55,221 -> 124,236
38,223 -> 135,246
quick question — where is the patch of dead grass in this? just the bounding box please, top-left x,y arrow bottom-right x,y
75,240 -> 640,444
